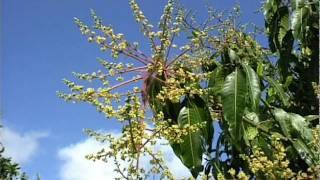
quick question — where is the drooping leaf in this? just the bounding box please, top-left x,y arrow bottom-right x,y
273,108 -> 293,137
273,108 -> 316,165
263,0 -> 280,21
144,75 -> 180,122
287,112 -> 313,141
267,6 -> 290,52
143,75 -> 163,112
221,68 -> 247,143
304,115 -> 319,122
208,66 -> 225,95
277,7 -> 290,47
291,138 -> 314,166
242,64 -> 261,112
177,97 -> 213,177
265,76 -> 290,106
291,4 -> 310,39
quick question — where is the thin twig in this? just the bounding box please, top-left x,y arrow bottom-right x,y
165,33 -> 176,63
108,77 -> 143,91
166,48 -> 190,67
118,66 -> 147,74
114,158 -> 129,180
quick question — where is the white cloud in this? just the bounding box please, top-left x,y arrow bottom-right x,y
58,133 -> 191,180
58,138 -> 117,180
0,127 -> 48,165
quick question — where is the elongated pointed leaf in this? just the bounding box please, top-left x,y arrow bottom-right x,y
242,64 -> 261,112
292,5 -> 310,39
291,139 -> 314,166
304,115 -> 319,122
143,75 -> 163,112
208,66 -> 225,95
273,108 -> 292,137
144,75 -> 180,122
273,108 -> 316,165
265,76 -> 290,106
177,97 -> 213,177
221,68 -> 247,142
278,7 -> 290,47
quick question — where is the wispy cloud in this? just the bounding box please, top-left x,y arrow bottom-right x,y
0,127 -> 48,165
58,132 -> 191,180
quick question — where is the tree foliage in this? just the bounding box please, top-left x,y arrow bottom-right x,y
59,0 -> 319,179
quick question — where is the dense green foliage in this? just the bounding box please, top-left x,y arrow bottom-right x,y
59,0 -> 319,179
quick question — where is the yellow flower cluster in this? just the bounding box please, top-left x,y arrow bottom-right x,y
245,135 -> 294,178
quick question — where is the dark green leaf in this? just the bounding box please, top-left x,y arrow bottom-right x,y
208,66 -> 225,95
265,76 -> 290,106
291,139 -> 314,166
292,5 -> 310,39
242,64 -> 261,112
221,68 -> 247,142
177,97 -> 213,177
277,7 -> 290,47
144,75 -> 163,112
273,108 -> 316,165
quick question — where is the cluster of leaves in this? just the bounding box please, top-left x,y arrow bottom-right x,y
264,0 -> 319,115
59,0 -> 319,179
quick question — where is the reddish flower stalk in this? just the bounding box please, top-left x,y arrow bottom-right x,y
108,77 -> 144,91
118,66 -> 148,74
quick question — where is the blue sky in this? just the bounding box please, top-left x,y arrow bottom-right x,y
1,0 -> 265,179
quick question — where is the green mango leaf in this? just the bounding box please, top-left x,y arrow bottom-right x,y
291,138 -> 314,166
273,108 -> 312,140
177,97 -> 213,177
283,75 -> 293,89
144,75 -> 181,122
292,5 -> 310,39
228,49 -> 238,62
273,108 -> 293,137
208,66 -> 225,95
304,115 -> 319,122
267,6 -> 290,52
287,112 -> 313,141
265,76 -> 290,107
245,126 -> 258,141
277,7 -> 290,47
242,64 -> 261,112
263,0 -> 280,21
221,68 -> 247,143
273,108 -> 316,165
144,75 -> 163,112
244,111 -> 260,124
257,62 -> 264,78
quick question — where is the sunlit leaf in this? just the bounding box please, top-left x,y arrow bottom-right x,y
221,68 -> 247,143
242,64 -> 261,112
